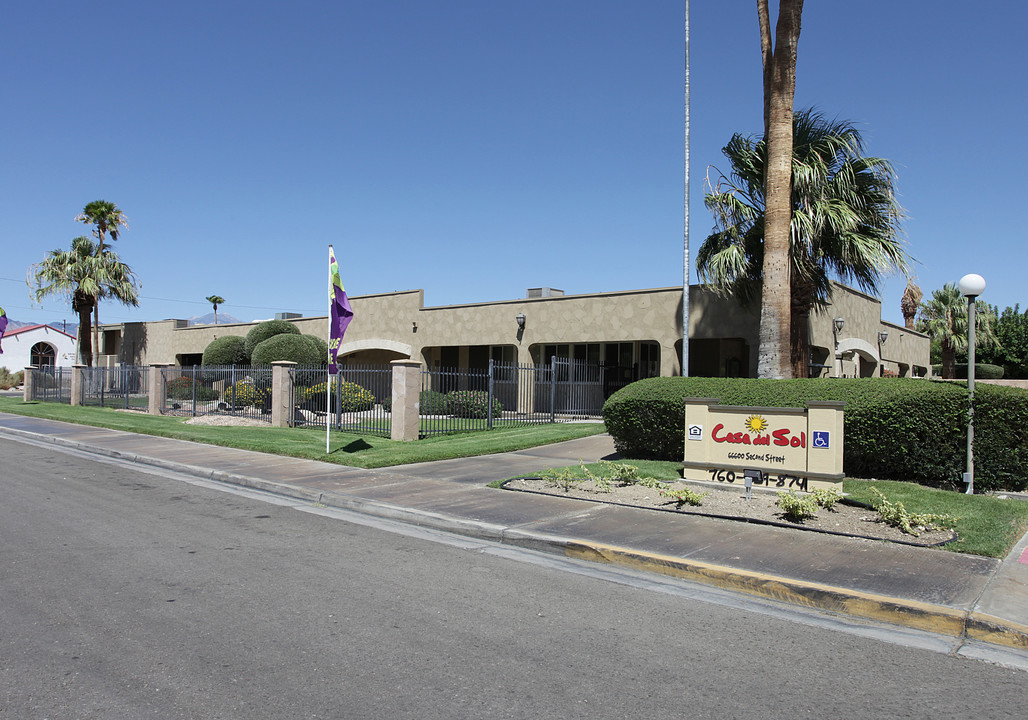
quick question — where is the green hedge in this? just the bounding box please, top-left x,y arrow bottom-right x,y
931,363 -> 1005,379
602,377 -> 1028,493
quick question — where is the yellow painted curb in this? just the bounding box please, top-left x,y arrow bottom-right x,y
966,613 -> 1028,651
566,541 -> 970,638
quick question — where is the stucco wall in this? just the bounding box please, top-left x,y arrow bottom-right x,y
102,283 -> 930,379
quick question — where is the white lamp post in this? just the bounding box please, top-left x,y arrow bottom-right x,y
958,273 -> 986,494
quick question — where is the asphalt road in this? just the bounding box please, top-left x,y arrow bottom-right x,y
1,438 -> 1025,719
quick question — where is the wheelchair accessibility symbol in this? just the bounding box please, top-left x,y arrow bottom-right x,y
812,431 -> 830,449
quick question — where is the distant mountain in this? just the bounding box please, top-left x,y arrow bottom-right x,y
3,318 -> 78,336
187,312 -> 244,326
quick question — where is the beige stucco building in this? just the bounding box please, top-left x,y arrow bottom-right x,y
96,282 -> 930,384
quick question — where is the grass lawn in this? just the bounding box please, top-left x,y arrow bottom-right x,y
0,396 -> 605,469
515,458 -> 1028,559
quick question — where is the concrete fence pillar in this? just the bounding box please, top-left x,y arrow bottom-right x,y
148,364 -> 170,415
70,365 -> 86,406
23,366 -> 37,402
271,361 -> 297,428
390,360 -> 422,442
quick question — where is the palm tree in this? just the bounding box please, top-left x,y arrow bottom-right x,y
30,236 -> 139,366
76,200 -> 129,359
900,278 -> 923,330
917,284 -> 997,379
206,295 -> 225,325
757,0 -> 804,378
699,109 -> 909,378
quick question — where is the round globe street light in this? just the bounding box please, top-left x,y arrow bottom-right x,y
958,273 -> 986,494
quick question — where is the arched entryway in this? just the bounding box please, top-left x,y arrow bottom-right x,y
31,342 -> 56,368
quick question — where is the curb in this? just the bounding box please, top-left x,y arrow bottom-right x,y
3,423 -> 1027,652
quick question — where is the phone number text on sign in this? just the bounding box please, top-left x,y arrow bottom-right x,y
708,468 -> 809,492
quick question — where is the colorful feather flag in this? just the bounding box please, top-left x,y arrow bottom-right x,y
0,307 -> 7,354
328,246 -> 353,374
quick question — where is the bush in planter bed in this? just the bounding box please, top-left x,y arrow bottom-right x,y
447,390 -> 502,419
222,379 -> 270,409
166,375 -> 219,402
300,380 -> 375,412
382,389 -> 449,415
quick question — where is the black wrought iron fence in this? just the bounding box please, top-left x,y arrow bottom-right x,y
161,365 -> 272,421
31,366 -> 70,403
81,366 -> 149,411
292,364 -> 392,437
418,358 -> 605,436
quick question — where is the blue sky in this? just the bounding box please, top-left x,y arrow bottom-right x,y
2,1 -> 1025,330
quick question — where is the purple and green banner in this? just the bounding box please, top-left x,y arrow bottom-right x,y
328,246 -> 353,374
0,306 -> 7,354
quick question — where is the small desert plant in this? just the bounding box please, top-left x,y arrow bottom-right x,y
595,460 -> 641,485
809,487 -> 843,510
659,486 -> 707,508
776,490 -> 819,522
540,466 -> 586,493
0,367 -> 24,389
869,487 -> 957,537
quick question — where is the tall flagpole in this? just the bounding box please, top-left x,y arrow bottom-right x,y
326,245 -> 332,454
682,0 -> 691,377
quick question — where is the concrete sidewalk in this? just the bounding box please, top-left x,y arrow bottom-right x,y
2,411 -> 1027,655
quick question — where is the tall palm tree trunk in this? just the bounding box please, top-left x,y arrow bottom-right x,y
790,277 -> 815,378
73,290 -> 94,367
757,0 -> 803,379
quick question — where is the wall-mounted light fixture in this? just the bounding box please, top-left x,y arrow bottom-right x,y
516,312 -> 526,330
412,321 -> 418,332
833,317 -> 845,333
878,330 -> 888,344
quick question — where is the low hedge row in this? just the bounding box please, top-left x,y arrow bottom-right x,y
931,363 -> 1005,379
602,377 -> 1028,493
382,389 -> 501,419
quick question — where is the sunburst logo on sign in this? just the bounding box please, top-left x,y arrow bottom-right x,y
744,414 -> 768,434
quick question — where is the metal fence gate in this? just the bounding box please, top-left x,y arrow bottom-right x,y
30,367 -> 71,403
81,366 -> 150,411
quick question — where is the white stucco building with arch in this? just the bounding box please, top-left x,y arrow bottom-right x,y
1,324 -> 77,372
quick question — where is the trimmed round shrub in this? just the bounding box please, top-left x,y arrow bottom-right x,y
447,390 -> 502,419
244,319 -> 300,359
201,335 -> 248,366
166,376 -> 219,401
251,333 -> 327,367
223,379 -> 271,409
300,380 -> 375,412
